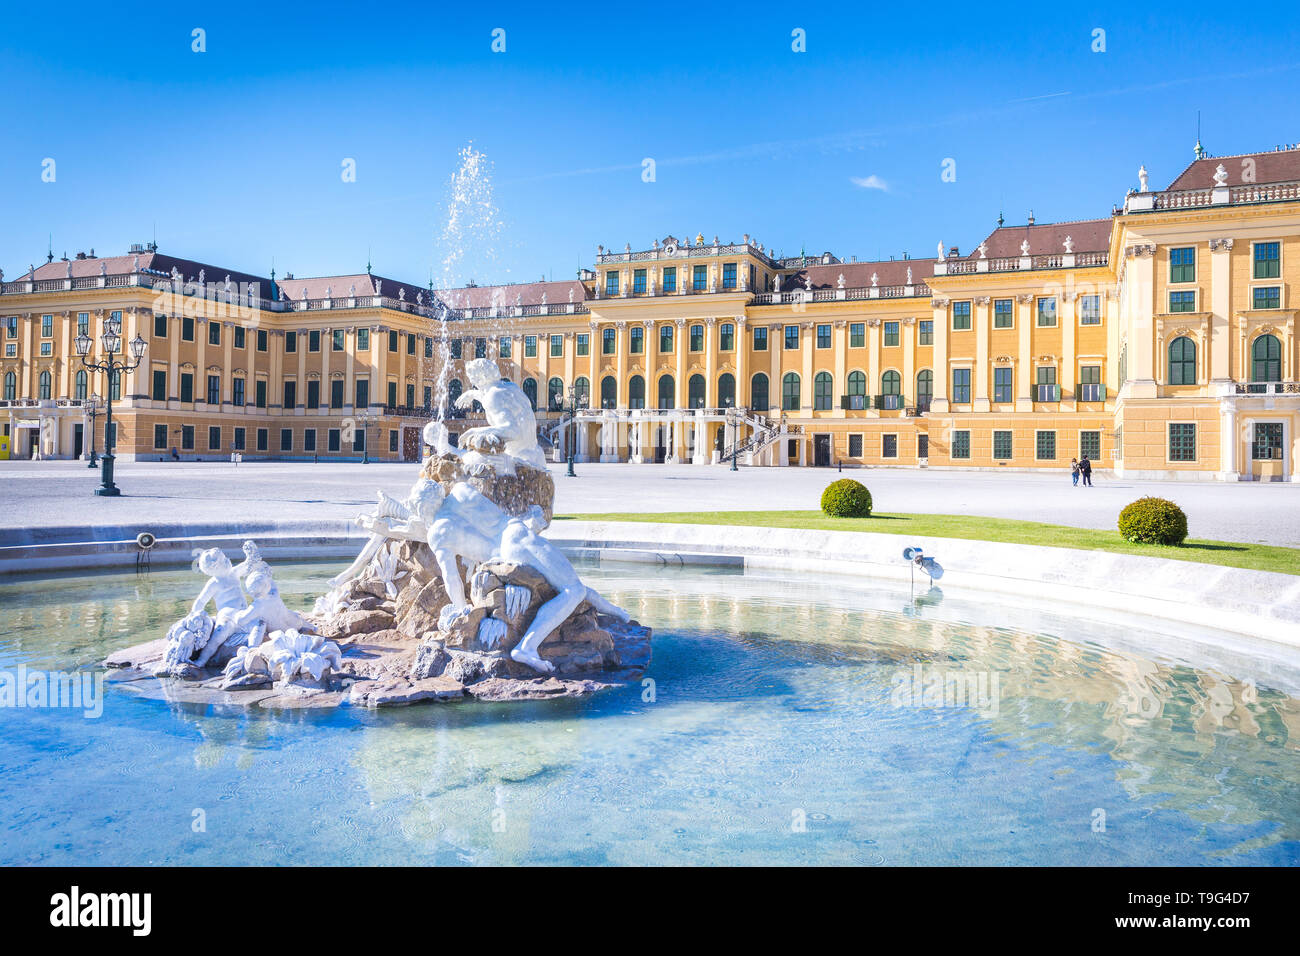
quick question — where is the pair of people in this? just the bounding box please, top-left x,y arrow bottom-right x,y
1070,456 -> 1093,487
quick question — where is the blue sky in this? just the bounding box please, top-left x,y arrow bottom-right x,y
2,1 -> 1297,287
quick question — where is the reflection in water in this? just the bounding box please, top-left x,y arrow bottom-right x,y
0,561 -> 1296,865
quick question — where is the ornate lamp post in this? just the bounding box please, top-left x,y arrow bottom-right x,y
553,383 -> 583,477
358,411 -> 372,464
75,316 -> 146,496
84,392 -> 101,467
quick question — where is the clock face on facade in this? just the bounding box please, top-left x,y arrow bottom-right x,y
662,243 -> 678,257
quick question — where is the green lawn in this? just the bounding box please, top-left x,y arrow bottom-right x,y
557,510 -> 1300,577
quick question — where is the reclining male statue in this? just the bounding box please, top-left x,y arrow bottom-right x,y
350,477 -> 628,674
428,357 -> 547,473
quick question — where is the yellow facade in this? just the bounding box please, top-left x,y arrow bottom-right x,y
2,147 -> 1298,479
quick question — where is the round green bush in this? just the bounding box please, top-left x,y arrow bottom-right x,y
1117,496 -> 1188,546
821,478 -> 873,518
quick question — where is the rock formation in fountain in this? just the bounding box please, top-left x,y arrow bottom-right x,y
104,367 -> 651,708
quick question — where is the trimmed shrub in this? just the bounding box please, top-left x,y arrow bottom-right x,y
1117,496 -> 1188,546
821,478 -> 873,518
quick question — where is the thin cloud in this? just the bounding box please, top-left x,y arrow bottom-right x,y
850,174 -> 889,191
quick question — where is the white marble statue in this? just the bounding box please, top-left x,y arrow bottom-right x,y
223,628 -> 342,688
1213,163 -> 1228,187
1138,164 -> 1149,192
446,357 -> 547,473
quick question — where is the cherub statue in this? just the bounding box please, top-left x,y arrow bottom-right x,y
196,568 -> 309,667
190,548 -> 246,620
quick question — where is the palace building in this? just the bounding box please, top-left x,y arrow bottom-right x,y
2,142 -> 1297,480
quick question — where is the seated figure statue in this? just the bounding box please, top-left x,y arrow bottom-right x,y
196,567 -> 309,666
429,357 -> 547,473
369,477 -> 627,673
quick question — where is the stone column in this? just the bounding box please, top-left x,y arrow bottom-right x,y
674,318 -> 687,409
615,321 -> 627,407
704,317 -> 717,407
735,316 -> 748,408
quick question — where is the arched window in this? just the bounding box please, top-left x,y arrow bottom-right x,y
1252,334 -> 1281,383
881,370 -> 901,395
688,374 -> 706,408
629,375 -> 646,409
522,377 -> 537,410
574,376 -> 590,408
782,372 -> 800,411
751,372 -> 769,411
75,369 -> 87,401
657,374 -> 675,410
600,375 -> 617,408
548,376 -> 564,409
916,369 -> 933,406
718,372 -> 736,407
1168,336 -> 1196,385
38,371 -> 51,400
3,371 -> 15,401
847,370 -> 866,396
814,371 -> 833,410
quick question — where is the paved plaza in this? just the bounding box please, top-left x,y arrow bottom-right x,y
1,459 -> 1296,546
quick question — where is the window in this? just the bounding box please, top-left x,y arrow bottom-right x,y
74,369 -> 87,401
332,329 -> 345,351
522,378 -> 537,410
257,329 -> 268,352
550,334 -> 563,358
303,428 -> 317,452
993,367 -> 1013,403
1037,298 -> 1057,327
1167,336 -> 1196,385
1079,295 -> 1101,325
993,430 -> 1013,460
351,427 -> 364,453
211,322 -> 227,349
283,380 -> 297,408
207,426 -> 221,450
633,269 -> 646,294
602,328 -> 616,355
1079,366 -> 1103,401
40,341 -> 52,356
883,322 -> 899,347
180,425 -> 194,450
846,370 -> 867,409
525,335 -> 537,358
423,386 -> 432,409
688,374 -> 705,408
499,336 -> 510,358
1253,422 -> 1284,460
449,339 -> 462,360
257,428 -> 269,452
154,424 -> 167,449
659,325 -> 674,353
109,369 -> 120,401
1169,290 -> 1196,313
751,373 -> 769,410
308,380 -> 321,408
253,379 -> 266,409
722,263 -> 736,289
152,368 -> 166,401
6,316 -> 17,339
600,375 -> 617,408
576,334 -> 589,357
308,329 -> 321,352
1036,430 -> 1057,460
951,368 -> 971,404
692,265 -> 707,291
39,314 -> 54,338
918,321 -> 933,345
330,379 -> 344,409
1170,246 -> 1195,283
850,323 -> 865,348
784,325 -> 799,350
386,380 -> 396,407
952,301 -> 971,331
719,323 -> 734,351
1079,431 -> 1101,461
280,428 -> 293,452
657,375 -> 675,410
384,329 -> 396,352
234,326 -> 246,349
355,378 -> 369,409
880,370 -> 901,409
605,272 -> 619,296
1252,334 -> 1281,382
718,372 -> 736,407
849,434 -> 863,457
389,429 -> 399,453
814,372 -> 833,410
690,325 -> 703,352
994,298 -> 1013,329
1253,286 -> 1281,310
1036,366 -> 1058,402
781,372 -> 800,411
4,343 -> 13,358
630,327 -> 643,354
916,370 -> 933,408
206,374 -> 220,405
36,370 -> 51,399
404,384 -> 414,409
3,372 -> 14,401
628,375 -> 645,409
474,336 -> 485,358
283,329 -> 295,352
1169,422 -> 1196,462
753,326 -> 768,351
232,377 -> 245,407
1254,242 -> 1280,279
548,377 -> 564,409
817,324 -> 831,349
180,372 -> 193,404
882,434 -> 898,458
233,427 -> 246,451
327,428 -> 340,453
952,430 -> 971,459
154,313 -> 168,337
663,267 -> 676,293
356,328 -> 368,351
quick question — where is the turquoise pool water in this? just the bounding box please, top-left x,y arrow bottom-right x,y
1,560 -> 1296,866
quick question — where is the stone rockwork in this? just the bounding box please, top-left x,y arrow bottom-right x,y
420,452 -> 555,524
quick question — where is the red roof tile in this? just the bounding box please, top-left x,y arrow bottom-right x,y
1165,147 -> 1300,191
966,218 -> 1112,259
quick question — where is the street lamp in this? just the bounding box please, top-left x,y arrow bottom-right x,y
84,393 -> 101,467
552,383 -> 584,477
358,411 -> 371,464
75,316 -> 147,496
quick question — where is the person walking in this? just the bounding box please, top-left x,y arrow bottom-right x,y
1070,457 -> 1080,486
1080,455 -> 1093,487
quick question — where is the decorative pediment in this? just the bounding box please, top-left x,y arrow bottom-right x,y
306,371 -> 321,380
